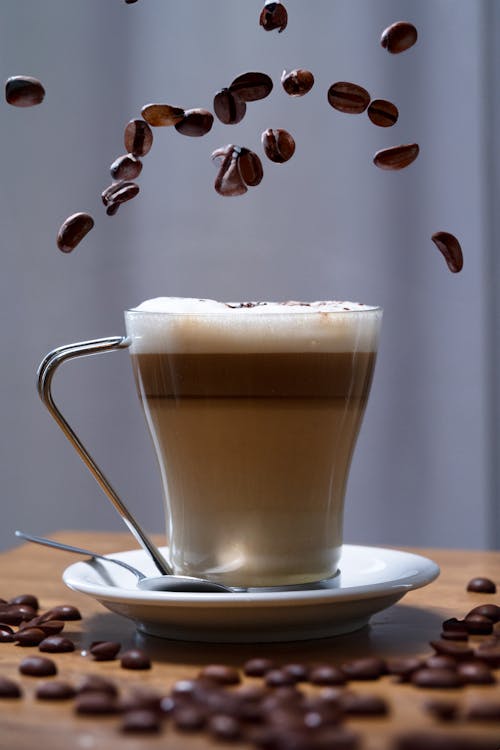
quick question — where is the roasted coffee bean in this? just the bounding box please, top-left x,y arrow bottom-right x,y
214,88 -> 246,125
340,692 -> 389,716
229,72 -> 273,103
464,613 -> 493,634
431,231 -> 463,273
238,148 -> 264,187
171,678 -> 200,699
124,118 -> 153,157
34,620 -> 65,636
19,655 -> 57,677
213,146 -> 247,197
373,143 -> 419,170
121,709 -> 161,733
467,576 -> 496,593
39,635 -> 75,653
441,630 -> 468,641
467,603 -> 500,622
341,657 -> 386,680
0,627 -> 14,643
386,657 -> 423,680
76,674 -> 118,696
36,680 -> 76,701
244,657 -> 276,677
14,627 -> 46,646
262,128 -> 295,163
282,664 -> 309,682
465,701 -> 500,721
89,640 -> 121,661
5,76 -> 45,106
120,648 -> 151,670
381,22 -> 418,54
281,69 -> 314,97
173,705 -> 206,731
327,82 -> 370,114
0,676 -> 22,698
259,1 -> 288,33
119,687 -> 162,713
367,98 -> 399,127
395,732 -> 499,750
175,108 -> 214,137
424,699 -> 459,722
125,0 -> 139,4
56,212 -> 94,253
457,661 -> 495,684
200,664 -> 241,685
9,594 -> 39,610
110,154 -> 142,181
425,655 -> 457,670
265,669 -> 297,687
141,103 -> 184,127
442,617 -> 467,632
208,714 -> 242,741
430,640 -> 474,660
473,644 -> 500,668
101,181 -> 139,207
309,665 -> 346,686
75,691 -> 119,715
411,668 -> 463,689
0,606 -> 32,625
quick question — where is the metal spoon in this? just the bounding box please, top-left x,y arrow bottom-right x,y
15,531 -> 234,593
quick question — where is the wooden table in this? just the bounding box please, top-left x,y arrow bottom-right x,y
0,532 -> 499,749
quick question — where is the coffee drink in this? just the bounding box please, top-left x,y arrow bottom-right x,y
125,298 -> 381,587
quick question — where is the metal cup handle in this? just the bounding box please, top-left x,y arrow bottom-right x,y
37,336 -> 173,576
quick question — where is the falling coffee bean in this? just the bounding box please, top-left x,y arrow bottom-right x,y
102,181 -> 139,208
281,69 -> 314,97
213,88 -> 246,125
238,148 -> 264,187
110,154 -> 142,181
327,82 -> 371,114
373,143 -> 419,170
259,1 -> 288,33
175,108 -> 214,137
19,655 -> 57,677
124,118 -> 153,157
466,576 -> 496,593
213,145 -> 246,197
262,128 -> 296,163
57,212 -> 94,253
229,72 -> 273,102
431,231 -> 463,273
381,22 -> 418,54
141,103 -> 185,127
367,98 -> 399,127
5,76 -> 45,106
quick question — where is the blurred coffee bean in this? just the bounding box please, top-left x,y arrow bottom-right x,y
39,635 -> 75,653
340,692 -> 389,716
467,604 -> 500,622
141,103 -> 184,127
465,701 -> 500,721
57,213 -> 94,253
90,640 -> 121,661
175,108 -> 214,137
259,1 -> 288,32
367,98 -> 399,127
0,627 -> 15,642
309,665 -> 346,686
212,146 -> 247,197
244,657 -> 276,676
424,699 -> 459,722
229,72 -> 273,102
395,732 -> 499,750
441,630 -> 468,641
76,674 -> 118,695
327,82 -> 370,114
282,663 -> 309,682
110,154 -> 142,181
75,691 -> 119,715
0,676 -> 22,698
121,709 -> 161,733
464,613 -> 493,634
381,22 -> 418,53
442,617 -> 467,632
120,648 -> 151,670
411,668 -> 463,689
425,655 -> 457,670
341,657 -> 386,680
238,148 -> 264,186
430,640 -> 474,660
36,681 -> 76,700
262,128 -> 295,163
457,661 -> 495,685
173,705 -> 206,731
19,656 -> 57,677
265,669 -> 297,687
386,657 -> 423,681
281,69 -> 314,97
119,687 -> 162,713
200,664 -> 240,685
208,714 -> 242,741
5,76 -> 45,106
431,231 -> 463,273
474,644 -> 500,668
9,594 -> 39,610
373,143 -> 419,170
214,88 -> 246,125
466,576 -> 496,593
124,119 -> 153,157
14,627 -> 46,646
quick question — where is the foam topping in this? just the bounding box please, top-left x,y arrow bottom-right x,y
131,297 -> 378,314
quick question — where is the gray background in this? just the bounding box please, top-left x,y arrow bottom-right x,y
0,0 -> 498,551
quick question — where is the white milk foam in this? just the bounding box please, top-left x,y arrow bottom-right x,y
125,297 -> 382,354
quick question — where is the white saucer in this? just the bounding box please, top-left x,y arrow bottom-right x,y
63,545 -> 439,643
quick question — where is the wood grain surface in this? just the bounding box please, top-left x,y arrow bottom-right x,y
0,532 -> 499,749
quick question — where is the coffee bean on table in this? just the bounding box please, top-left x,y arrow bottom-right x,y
430,640 -> 474,660
75,691 -> 119,715
386,657 -> 423,681
464,613 -> 493,634
465,701 -> 500,721
120,648 -> 151,670
141,103 -> 185,127
175,108 -> 214,137
373,143 -> 419,170
340,692 -> 389,716
57,212 -> 94,253
395,731 -> 499,750
35,620 -> 65,636
214,88 -> 246,125
282,663 -> 309,682
110,154 -> 142,181
467,604 -> 500,622
466,576 -> 496,594
327,81 -> 370,114
424,699 -> 459,722
411,668 -> 463,689
5,76 -> 45,106
19,655 -> 57,677
473,643 -> 500,668
341,657 -> 387,680
367,99 -> 399,127
244,657 -> 276,677
89,640 -> 121,661
0,627 -> 14,642
425,655 -> 457,670
14,627 -> 46,646
381,22 -> 418,54
0,605 -> 34,625
199,664 -> 240,685
431,231 -> 463,273
124,118 -> 153,157
38,635 -> 75,653
0,676 -> 22,698
262,128 -> 296,163
8,594 -> 39,610
442,617 -> 467,632
265,669 -> 297,687
173,705 -> 206,731
281,69 -> 314,97
457,661 -> 495,685
229,72 -> 273,102
36,681 -> 76,701
76,674 -> 118,696
208,714 -> 242,741
309,665 -> 346,686
121,709 -> 161,733
259,1 -> 288,33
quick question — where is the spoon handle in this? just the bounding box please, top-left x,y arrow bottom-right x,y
15,530 -> 145,580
